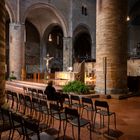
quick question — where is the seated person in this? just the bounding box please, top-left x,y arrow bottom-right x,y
44,80 -> 64,108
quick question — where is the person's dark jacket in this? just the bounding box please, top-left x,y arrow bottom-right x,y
44,85 -> 57,101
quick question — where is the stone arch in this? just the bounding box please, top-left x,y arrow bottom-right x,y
73,24 -> 91,37
43,23 -> 63,42
22,2 -> 68,37
5,3 -> 16,22
25,20 -> 40,43
73,24 -> 92,61
42,23 -> 64,71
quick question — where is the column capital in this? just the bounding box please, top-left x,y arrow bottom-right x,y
63,37 -> 73,70
63,36 -> 72,40
9,22 -> 25,29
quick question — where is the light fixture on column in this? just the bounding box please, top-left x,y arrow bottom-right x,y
48,34 -> 52,42
127,16 -> 130,21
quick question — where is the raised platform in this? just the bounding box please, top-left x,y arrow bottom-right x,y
6,79 -> 62,93
6,80 -> 98,98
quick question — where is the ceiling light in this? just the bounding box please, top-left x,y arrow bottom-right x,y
48,34 -> 52,42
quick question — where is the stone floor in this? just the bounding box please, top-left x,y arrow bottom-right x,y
100,96 -> 140,140
1,96 -> 140,140
3,80 -> 140,139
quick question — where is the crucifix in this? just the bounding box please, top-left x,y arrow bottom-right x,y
44,53 -> 54,72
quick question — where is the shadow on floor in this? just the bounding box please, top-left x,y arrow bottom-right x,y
55,135 -> 74,140
103,129 -> 123,140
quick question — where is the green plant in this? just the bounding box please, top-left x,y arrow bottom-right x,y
10,76 -> 16,80
9,71 -> 16,80
62,80 -> 89,94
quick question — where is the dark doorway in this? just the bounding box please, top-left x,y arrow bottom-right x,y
73,32 -> 91,61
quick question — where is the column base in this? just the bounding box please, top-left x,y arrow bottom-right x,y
95,87 -> 128,94
94,87 -> 135,99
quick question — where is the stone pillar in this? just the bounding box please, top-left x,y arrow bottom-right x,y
40,39 -> 46,73
95,0 -> 128,94
63,37 -> 73,71
91,34 -> 96,60
9,23 -> 25,79
0,0 -> 6,105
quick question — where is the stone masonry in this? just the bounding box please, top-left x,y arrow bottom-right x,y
9,23 -> 25,79
95,0 -> 128,94
0,0 -> 6,105
5,0 -> 96,77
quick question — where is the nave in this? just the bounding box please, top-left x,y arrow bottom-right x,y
1,81 -> 140,140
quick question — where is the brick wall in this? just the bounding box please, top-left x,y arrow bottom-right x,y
0,0 -> 6,105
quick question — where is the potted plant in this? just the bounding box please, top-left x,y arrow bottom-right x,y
9,71 -> 16,80
62,80 -> 89,95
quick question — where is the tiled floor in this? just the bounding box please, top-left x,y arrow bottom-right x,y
1,96 -> 140,140
4,80 -> 140,139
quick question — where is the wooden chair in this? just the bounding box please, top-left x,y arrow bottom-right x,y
64,107 -> 92,140
49,103 -> 66,138
94,100 -> 116,134
70,95 -> 84,114
0,107 -> 13,140
23,118 -> 41,140
81,97 -> 95,122
10,112 -> 25,140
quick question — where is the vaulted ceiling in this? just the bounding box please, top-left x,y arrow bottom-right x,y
26,7 -> 61,36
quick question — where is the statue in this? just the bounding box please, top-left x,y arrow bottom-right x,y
44,53 -> 54,72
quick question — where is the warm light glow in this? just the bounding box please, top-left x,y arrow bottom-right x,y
48,34 -> 52,42
127,16 -> 130,21
67,67 -> 73,72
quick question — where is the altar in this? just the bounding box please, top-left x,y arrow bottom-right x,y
55,71 -> 78,86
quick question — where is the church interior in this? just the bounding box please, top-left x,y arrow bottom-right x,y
0,0 -> 140,140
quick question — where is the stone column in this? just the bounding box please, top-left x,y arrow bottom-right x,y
91,33 -> 96,60
39,39 -> 46,73
63,37 -> 73,71
9,23 -> 25,79
95,0 -> 128,94
0,0 -> 6,105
